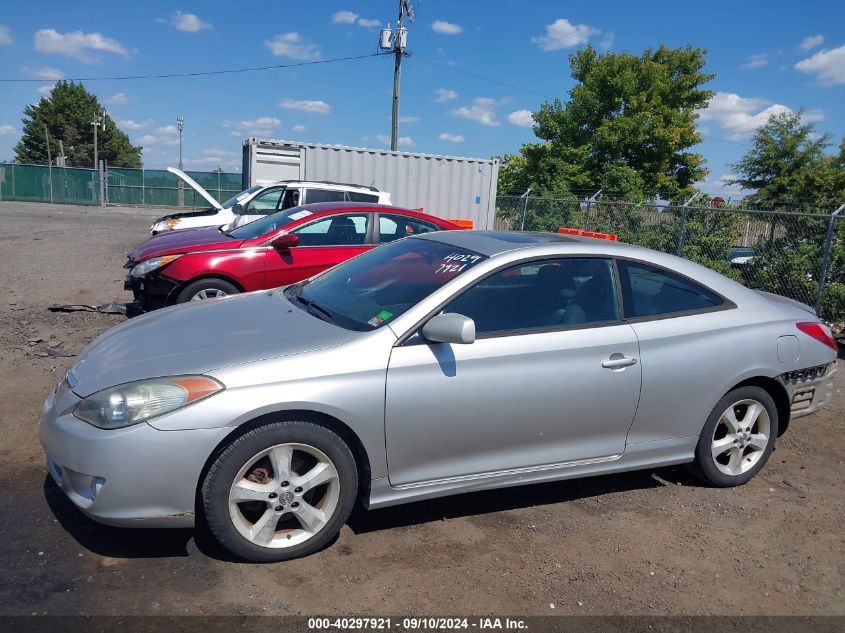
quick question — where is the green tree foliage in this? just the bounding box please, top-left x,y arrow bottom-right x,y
499,44 -> 714,201
14,81 -> 142,168
731,113 -> 845,322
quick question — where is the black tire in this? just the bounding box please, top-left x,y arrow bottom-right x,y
201,420 -> 358,563
176,277 -> 240,304
688,386 -> 779,487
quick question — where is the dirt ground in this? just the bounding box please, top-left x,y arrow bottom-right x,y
0,201 -> 843,617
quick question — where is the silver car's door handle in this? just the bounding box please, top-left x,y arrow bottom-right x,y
602,356 -> 638,369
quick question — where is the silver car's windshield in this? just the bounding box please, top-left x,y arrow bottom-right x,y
286,237 -> 486,331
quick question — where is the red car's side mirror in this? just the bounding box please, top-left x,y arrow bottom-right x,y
270,233 -> 299,249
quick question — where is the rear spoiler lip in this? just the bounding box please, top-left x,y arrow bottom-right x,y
754,290 -> 816,316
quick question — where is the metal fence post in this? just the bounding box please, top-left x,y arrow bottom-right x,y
519,188 -> 531,231
98,160 -> 106,207
676,193 -> 698,257
815,203 -> 845,317
582,189 -> 601,231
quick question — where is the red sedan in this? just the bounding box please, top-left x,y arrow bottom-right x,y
125,202 -> 462,311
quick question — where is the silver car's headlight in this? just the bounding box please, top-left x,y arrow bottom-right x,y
73,376 -> 223,429
130,254 -> 182,278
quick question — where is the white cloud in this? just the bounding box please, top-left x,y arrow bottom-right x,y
36,85 -> 53,96
698,91 -> 824,140
33,66 -> 63,80
439,132 -> 464,143
741,53 -> 768,70
292,124 -> 306,133
106,92 -> 127,105
279,98 -> 331,114
532,18 -> 599,51
183,148 -> 240,170
332,10 -> 358,24
265,32 -> 321,60
800,34 -> 824,50
0,124 -> 17,135
0,24 -> 12,45
224,117 -> 281,137
795,45 -> 845,85
376,134 -> 415,147
452,97 -> 500,126
138,134 -> 179,147
599,32 -> 614,50
117,118 -> 152,130
435,88 -> 458,103
156,124 -> 179,135
169,11 -> 212,33
399,115 -> 421,123
432,20 -> 463,35
34,28 -> 128,62
332,11 -> 380,29
507,109 -> 534,127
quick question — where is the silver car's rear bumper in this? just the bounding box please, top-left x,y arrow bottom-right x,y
780,362 -> 837,420
38,379 -> 230,528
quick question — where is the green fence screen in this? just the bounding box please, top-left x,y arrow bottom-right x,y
0,163 -> 242,208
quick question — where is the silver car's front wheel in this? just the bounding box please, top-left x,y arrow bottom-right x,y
710,399 -> 771,476
690,386 -> 779,487
227,443 -> 341,549
202,421 -> 358,562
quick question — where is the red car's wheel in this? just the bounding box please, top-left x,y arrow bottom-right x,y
177,278 -> 240,303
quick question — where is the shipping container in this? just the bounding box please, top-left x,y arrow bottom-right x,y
242,138 -> 499,229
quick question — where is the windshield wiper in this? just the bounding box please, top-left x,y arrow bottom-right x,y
292,291 -> 333,322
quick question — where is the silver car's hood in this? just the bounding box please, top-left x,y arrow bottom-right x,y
68,290 -> 359,397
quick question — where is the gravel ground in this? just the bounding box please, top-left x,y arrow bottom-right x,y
0,201 -> 843,616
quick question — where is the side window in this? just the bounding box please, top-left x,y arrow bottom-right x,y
306,188 -> 346,204
347,191 -> 379,203
445,258 -> 619,336
379,214 -> 442,243
245,187 -> 285,214
279,188 -> 300,210
292,213 -> 370,246
618,260 -> 723,318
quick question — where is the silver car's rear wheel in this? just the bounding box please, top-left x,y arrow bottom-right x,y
710,399 -> 771,476
227,443 -> 340,549
202,420 -> 358,562
689,386 -> 779,487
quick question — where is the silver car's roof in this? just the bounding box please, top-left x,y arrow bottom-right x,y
415,229 -> 623,257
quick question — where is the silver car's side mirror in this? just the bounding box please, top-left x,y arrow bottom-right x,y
421,313 -> 476,345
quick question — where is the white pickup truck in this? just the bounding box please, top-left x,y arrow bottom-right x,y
150,168 -> 392,234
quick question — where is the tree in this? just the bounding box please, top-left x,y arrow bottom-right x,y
14,81 -> 142,168
729,111 -> 830,209
500,44 -> 714,201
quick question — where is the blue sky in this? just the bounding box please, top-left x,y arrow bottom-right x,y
1,1 -> 843,196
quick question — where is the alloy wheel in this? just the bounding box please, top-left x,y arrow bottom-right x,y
710,398 -> 771,476
227,443 -> 340,548
191,288 -> 228,301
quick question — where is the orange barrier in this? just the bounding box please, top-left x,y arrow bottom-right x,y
557,227 -> 618,241
447,219 -> 474,229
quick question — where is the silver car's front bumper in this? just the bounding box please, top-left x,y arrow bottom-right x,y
38,379 -> 230,528
781,362 -> 837,420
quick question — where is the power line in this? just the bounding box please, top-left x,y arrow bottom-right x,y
415,55 -> 551,99
0,52 -> 391,83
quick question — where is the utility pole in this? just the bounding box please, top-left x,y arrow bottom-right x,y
177,115 -> 185,207
92,109 -> 106,170
44,124 -> 53,204
383,0 -> 414,151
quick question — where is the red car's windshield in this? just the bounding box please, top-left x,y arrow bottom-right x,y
228,206 -> 317,240
285,237 -> 486,331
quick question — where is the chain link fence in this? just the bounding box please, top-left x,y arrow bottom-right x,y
0,162 -> 241,208
496,195 -> 845,325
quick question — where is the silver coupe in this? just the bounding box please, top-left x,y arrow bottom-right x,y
40,230 -> 838,561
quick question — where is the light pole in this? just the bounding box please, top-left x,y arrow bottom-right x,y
379,1 -> 414,151
92,109 -> 106,170
176,116 -> 185,206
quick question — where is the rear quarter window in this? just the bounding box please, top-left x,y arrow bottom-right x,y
618,260 -> 723,318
